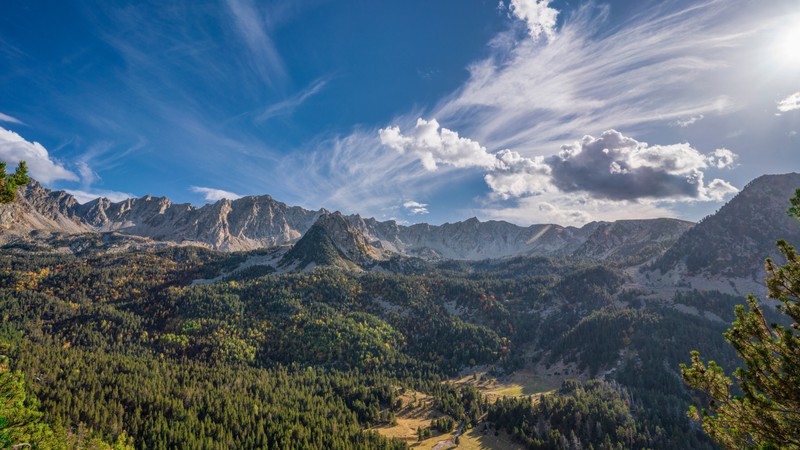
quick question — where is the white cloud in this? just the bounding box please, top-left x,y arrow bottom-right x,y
777,92 -> 800,112
277,1 -> 775,226
76,161 -> 99,186
705,178 -> 738,201
223,0 -> 286,87
0,127 -> 78,184
66,189 -> 134,204
433,2 -> 752,154
403,201 -> 429,215
270,127 -> 464,219
382,123 -> 737,203
0,112 -> 24,125
257,78 -> 328,122
547,130 -> 738,201
706,148 -> 737,169
484,150 -> 551,198
379,118 -> 498,171
672,114 -> 704,127
190,186 -> 243,202
508,0 -> 559,40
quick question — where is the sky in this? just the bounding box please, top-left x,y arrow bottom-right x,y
1,0 -> 799,227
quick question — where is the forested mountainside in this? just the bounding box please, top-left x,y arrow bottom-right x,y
1,239 -> 754,449
1,173 -> 798,449
651,172 -> 800,278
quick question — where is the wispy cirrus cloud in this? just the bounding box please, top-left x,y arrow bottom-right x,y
191,186 -> 243,202
257,78 -> 329,122
39,1 -> 289,190
672,114 -> 704,127
0,112 -> 24,125
271,126 -> 470,219
432,1 -> 755,153
223,0 -> 287,88
305,0 -> 779,225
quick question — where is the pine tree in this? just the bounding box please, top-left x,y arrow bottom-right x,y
0,160 -> 30,203
682,189 -> 800,449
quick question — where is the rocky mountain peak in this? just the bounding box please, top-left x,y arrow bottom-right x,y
278,211 -> 383,271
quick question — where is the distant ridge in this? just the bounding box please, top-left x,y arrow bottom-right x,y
1,178 -> 696,262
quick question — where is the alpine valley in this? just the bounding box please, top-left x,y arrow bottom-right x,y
1,172 -> 799,449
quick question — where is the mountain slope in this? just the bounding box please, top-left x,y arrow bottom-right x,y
0,181 -> 91,234
651,173 -> 800,279
279,212 -> 384,271
574,218 -> 693,265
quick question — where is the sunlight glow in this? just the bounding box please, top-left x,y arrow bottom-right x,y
775,20 -> 800,67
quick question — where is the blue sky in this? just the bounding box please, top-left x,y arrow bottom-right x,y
1,0 -> 799,226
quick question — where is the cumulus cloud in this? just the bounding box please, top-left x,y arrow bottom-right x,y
403,201 -> 429,215
484,150 -> 551,198
190,186 -> 243,202
379,118 -> 498,171
777,92 -> 800,112
704,178 -> 738,201
706,148 -> 737,169
66,189 -> 134,204
546,130 -> 738,201
0,112 -> 24,125
507,0 -> 559,40
383,122 -> 738,204
672,114 -> 704,127
0,127 -> 78,184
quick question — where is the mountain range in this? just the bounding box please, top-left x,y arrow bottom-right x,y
0,179 -> 694,261
2,173 -> 799,279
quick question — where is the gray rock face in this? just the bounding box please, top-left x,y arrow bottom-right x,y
1,180 -> 694,262
2,182 -> 323,251
0,181 -> 90,234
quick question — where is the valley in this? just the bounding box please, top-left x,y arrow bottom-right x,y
1,173 -> 799,449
